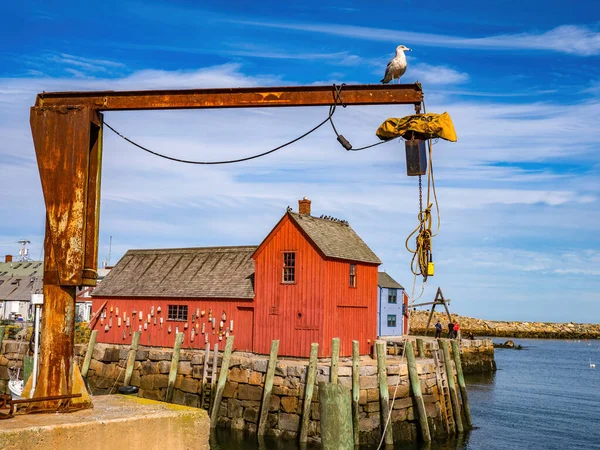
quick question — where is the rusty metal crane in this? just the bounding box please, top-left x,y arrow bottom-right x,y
29,83 -> 424,411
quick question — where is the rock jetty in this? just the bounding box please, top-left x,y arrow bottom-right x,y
409,311 -> 600,339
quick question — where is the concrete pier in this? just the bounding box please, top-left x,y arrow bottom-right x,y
0,395 -> 209,450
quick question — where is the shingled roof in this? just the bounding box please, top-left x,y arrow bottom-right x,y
92,246 -> 256,299
378,272 -> 404,290
288,212 -> 381,265
0,276 -> 42,302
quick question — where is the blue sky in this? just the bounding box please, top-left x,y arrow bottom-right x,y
1,1 -> 599,322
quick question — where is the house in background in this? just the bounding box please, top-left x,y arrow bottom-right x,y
252,198 -> 381,357
75,266 -> 112,322
92,198 -> 381,357
0,256 -> 43,320
90,246 -> 256,350
377,272 -> 408,336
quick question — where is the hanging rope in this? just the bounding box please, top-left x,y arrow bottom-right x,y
404,98 -> 441,281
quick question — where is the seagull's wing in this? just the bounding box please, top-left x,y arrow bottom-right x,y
381,59 -> 395,84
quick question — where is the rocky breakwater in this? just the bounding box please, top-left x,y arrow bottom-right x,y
399,337 -> 496,374
409,311 -> 600,339
70,343 -> 452,445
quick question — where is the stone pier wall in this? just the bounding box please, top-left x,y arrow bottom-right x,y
0,339 -> 492,444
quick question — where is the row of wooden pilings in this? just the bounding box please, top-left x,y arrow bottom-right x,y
76,331 -> 472,448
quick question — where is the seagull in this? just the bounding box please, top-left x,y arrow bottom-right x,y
381,45 -> 411,84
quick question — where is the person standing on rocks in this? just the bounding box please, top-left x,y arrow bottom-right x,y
454,322 -> 461,340
435,320 -> 443,338
448,321 -> 455,339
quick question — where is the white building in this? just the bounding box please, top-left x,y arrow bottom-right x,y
377,272 -> 408,337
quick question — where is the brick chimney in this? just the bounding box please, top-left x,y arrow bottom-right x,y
5,255 -> 12,263
298,197 -> 311,215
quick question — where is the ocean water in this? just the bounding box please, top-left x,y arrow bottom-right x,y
211,339 -> 600,449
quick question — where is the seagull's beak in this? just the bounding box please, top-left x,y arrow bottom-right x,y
406,48 -> 412,51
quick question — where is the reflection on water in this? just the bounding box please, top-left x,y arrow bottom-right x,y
211,339 -> 600,450
210,428 -> 471,450
210,418 -> 474,449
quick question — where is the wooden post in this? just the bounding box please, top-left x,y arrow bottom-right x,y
424,307 -> 436,336
330,337 -> 340,383
209,343 -> 219,411
258,340 -> 279,436
299,343 -> 319,444
375,340 -> 393,446
23,355 -> 34,384
405,341 -> 432,442
166,332 -> 184,403
0,326 -> 5,352
440,339 -> 464,433
416,338 -> 425,358
451,340 -> 473,428
318,382 -> 353,450
210,336 -> 234,427
200,342 -> 210,408
81,329 -> 97,378
351,340 -> 360,447
123,331 -> 141,386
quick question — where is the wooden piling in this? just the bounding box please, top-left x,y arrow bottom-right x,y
22,355 -> 34,384
330,337 -> 340,383
166,332 -> 184,403
439,339 -> 464,433
318,382 -> 353,450
351,340 -> 360,447
209,343 -> 219,411
375,340 -> 393,446
258,339 -> 279,436
210,336 -> 234,427
451,339 -> 473,428
416,338 -> 425,358
0,326 -> 5,352
299,342 -> 319,444
123,330 -> 140,386
81,329 -> 98,378
405,341 -> 431,442
200,342 -> 211,409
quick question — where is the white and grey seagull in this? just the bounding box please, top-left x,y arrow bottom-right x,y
381,45 -> 411,84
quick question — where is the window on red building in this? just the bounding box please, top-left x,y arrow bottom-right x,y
283,252 -> 295,283
168,304 -> 188,321
349,264 -> 356,287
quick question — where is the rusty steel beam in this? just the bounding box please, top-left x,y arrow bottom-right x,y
34,83 -> 423,111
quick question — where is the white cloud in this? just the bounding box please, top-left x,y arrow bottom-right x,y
236,21 -> 600,56
410,63 -> 469,85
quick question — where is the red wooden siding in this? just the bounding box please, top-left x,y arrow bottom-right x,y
253,216 -> 326,357
91,297 -> 254,351
322,260 -> 379,356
